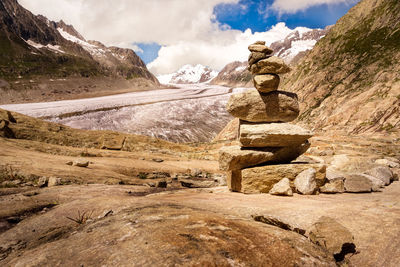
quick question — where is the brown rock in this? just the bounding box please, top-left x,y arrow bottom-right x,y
248,52 -> 270,66
254,41 -> 266,45
212,118 -> 239,142
239,122 -> 313,147
228,163 -> 326,193
309,216 -> 356,262
250,56 -> 291,75
248,44 -> 273,54
226,89 -> 299,123
219,142 -> 310,171
320,177 -> 345,194
100,134 -> 126,150
47,177 -> 62,187
253,74 -> 280,93
343,174 -> 372,193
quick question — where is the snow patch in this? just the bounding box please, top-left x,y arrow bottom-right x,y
234,66 -> 246,72
57,28 -> 105,56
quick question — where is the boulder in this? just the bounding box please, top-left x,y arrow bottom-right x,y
309,216 -> 356,262
269,178 -> 293,196
248,44 -> 273,54
73,158 -> 89,167
48,177 -> 62,187
253,74 -> 280,93
320,177 -> 345,194
248,52 -> 270,66
375,158 -> 400,168
219,142 -> 310,171
359,174 -> 384,191
226,89 -> 299,123
227,163 -> 326,193
294,168 -> 317,195
250,56 -> 291,75
239,122 -> 313,147
343,174 -> 372,193
364,166 -> 393,185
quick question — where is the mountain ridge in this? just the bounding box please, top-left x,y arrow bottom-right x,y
281,0 -> 400,135
0,0 -> 158,85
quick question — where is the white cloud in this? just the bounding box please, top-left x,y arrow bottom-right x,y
17,0 -> 331,75
148,23 -> 298,74
270,0 -> 358,14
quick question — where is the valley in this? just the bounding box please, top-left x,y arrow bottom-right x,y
1,84 -> 245,143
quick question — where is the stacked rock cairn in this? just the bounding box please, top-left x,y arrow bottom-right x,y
219,41 -> 316,195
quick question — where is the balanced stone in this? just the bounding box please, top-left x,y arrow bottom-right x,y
239,122 -> 313,147
253,74 -> 280,93
226,89 -> 299,122
248,52 -> 270,66
219,142 -> 310,171
250,56 -> 291,75
248,44 -> 273,54
227,163 -> 326,193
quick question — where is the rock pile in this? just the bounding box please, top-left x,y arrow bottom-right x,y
219,41 -> 315,194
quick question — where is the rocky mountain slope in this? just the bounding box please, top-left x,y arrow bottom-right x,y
281,0 -> 400,135
157,64 -> 218,84
211,27 -> 327,87
0,0 -> 158,87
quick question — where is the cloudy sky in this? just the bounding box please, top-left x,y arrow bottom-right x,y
19,0 -> 359,75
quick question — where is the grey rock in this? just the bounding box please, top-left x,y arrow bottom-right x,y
73,158 -> 89,167
359,174 -> 384,192
294,168 -> 317,195
309,216 -> 356,261
269,178 -> 293,196
364,166 -> 393,185
343,174 -> 372,193
239,122 -> 313,148
226,89 -> 299,123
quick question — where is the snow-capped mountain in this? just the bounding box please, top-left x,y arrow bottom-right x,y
270,26 -> 330,64
158,64 -> 218,84
211,26 -> 330,87
0,0 -> 158,84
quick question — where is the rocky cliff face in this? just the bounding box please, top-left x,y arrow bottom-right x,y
211,27 -> 327,87
209,61 -> 252,87
0,0 -> 158,84
281,0 -> 400,135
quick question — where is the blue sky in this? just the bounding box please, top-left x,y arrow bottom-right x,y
137,0 -> 358,65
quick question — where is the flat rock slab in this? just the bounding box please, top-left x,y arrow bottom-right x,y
250,56 -> 291,75
248,44 -> 273,54
227,163 -> 326,193
219,142 -> 310,171
253,74 -> 280,93
239,122 -> 313,147
227,89 -> 299,123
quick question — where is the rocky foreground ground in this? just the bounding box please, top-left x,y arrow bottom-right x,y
1,109 -> 400,266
